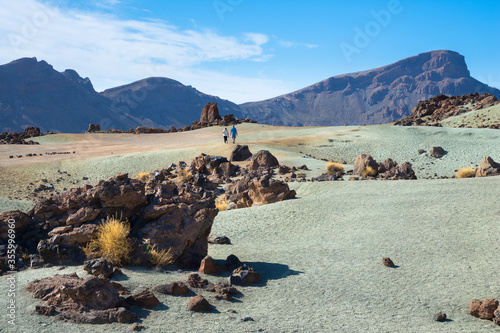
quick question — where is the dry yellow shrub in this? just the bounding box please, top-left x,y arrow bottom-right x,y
455,167 -> 476,178
215,195 -> 229,211
326,161 -> 345,174
150,245 -> 174,267
83,216 -> 132,266
137,172 -> 150,183
362,166 -> 377,177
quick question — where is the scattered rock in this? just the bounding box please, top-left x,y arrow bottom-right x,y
382,257 -> 394,267
207,236 -> 231,245
35,305 -> 56,316
242,317 -> 255,322
433,312 -> 447,322
230,264 -> 261,286
430,146 -> 446,158
475,156 -> 500,177
247,150 -> 280,171
470,298 -> 499,320
57,307 -> 137,324
130,323 -> 145,331
83,258 -> 114,278
417,149 -> 425,154
188,295 -> 213,312
125,289 -> 160,309
198,255 -> 222,275
225,254 -> 242,271
152,282 -> 189,295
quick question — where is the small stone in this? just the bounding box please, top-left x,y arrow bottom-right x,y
242,317 -> 254,322
130,323 -> 144,331
417,149 -> 425,154
382,257 -> 394,267
433,312 -> 447,322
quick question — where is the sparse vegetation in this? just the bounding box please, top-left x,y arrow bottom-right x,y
149,245 -> 174,268
326,161 -> 344,174
21,251 -> 32,263
362,166 -> 377,177
137,172 -> 150,183
456,167 -> 476,178
215,195 -> 229,211
182,168 -> 193,181
83,216 -> 133,266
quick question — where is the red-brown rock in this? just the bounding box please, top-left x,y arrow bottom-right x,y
198,255 -> 222,275
469,298 -> 499,319
353,154 -> 379,177
382,257 -> 394,267
125,289 -> 160,309
200,102 -> 221,123
247,150 -> 280,171
188,295 -> 213,312
152,282 -> 189,295
475,156 -> 500,177
230,264 -> 261,286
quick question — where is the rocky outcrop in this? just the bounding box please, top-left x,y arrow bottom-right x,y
200,102 -> 221,123
395,93 -> 500,127
223,172 -> 296,209
0,126 -> 42,144
247,150 -> 280,171
25,273 -> 137,324
86,124 -> 101,133
240,50 -> 500,126
353,154 -> 417,180
475,156 -> 500,177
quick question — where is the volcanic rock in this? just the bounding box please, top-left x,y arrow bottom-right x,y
229,264 -> 261,286
83,258 -> 114,278
188,295 -> 213,312
200,102 -> 221,123
87,124 -> 101,133
475,156 -> 500,177
247,150 -> 280,171
382,257 -> 394,267
152,282 -> 189,295
470,298 -> 499,320
125,289 -> 160,309
230,145 -> 253,161
430,146 -> 446,158
198,255 -> 222,275
353,154 -> 379,177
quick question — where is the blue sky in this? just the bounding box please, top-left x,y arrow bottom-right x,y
0,0 -> 499,103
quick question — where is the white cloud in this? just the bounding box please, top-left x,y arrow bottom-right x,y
0,0 -> 285,103
279,40 -> 318,49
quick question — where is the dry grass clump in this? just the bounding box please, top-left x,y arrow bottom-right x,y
83,216 -> 132,266
326,161 -> 345,174
455,167 -> 476,178
215,195 -> 229,211
149,245 -> 174,268
137,172 -> 150,183
182,168 -> 193,181
362,166 -> 378,177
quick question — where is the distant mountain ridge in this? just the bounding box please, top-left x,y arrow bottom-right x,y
239,50 -> 500,126
0,58 -> 241,133
1,51 -> 499,132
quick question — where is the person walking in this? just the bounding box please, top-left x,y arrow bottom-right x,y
222,127 -> 229,144
230,125 -> 238,144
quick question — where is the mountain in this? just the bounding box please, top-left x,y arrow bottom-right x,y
238,50 -> 500,126
0,58 -> 241,133
101,78 -> 242,129
0,57 -> 142,133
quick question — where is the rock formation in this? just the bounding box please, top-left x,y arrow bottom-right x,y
395,93 -> 500,127
0,126 -> 42,144
353,154 -> 417,180
200,102 -> 221,123
239,50 -> 500,126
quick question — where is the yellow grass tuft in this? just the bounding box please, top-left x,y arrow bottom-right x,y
326,161 -> 345,174
83,216 -> 132,266
215,195 -> 229,211
362,166 -> 377,177
21,251 -> 32,262
149,245 -> 174,268
182,168 -> 193,181
455,167 -> 476,178
137,172 -> 150,183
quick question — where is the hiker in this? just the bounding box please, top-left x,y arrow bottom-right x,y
222,127 -> 229,144
230,125 -> 238,144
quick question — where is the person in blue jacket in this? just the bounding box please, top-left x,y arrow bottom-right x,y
230,125 -> 238,144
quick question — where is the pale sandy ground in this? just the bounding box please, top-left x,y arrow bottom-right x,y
0,124 -> 499,332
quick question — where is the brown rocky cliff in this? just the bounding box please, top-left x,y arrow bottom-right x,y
239,50 -> 500,126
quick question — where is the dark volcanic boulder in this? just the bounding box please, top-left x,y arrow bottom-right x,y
247,150 -> 280,171
87,124 -> 101,133
230,145 -> 253,161
83,258 -> 114,278
188,295 -> 213,312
